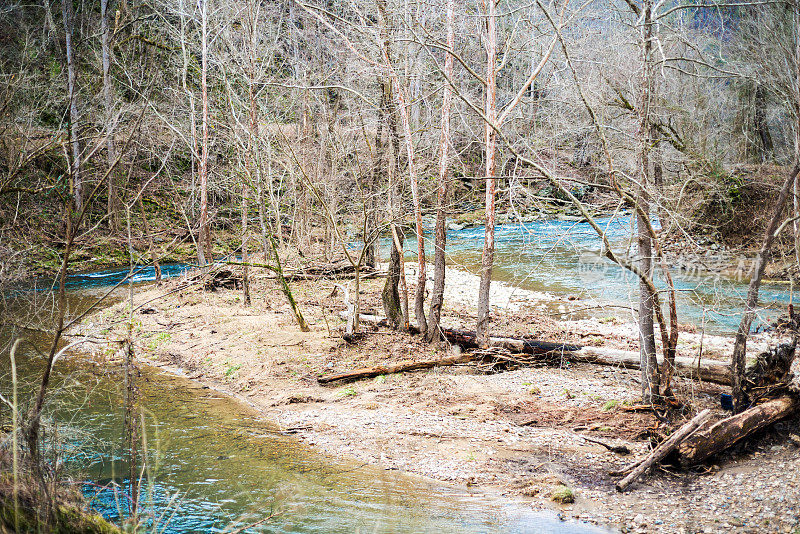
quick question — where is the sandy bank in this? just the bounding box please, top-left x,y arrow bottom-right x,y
69,264 -> 800,533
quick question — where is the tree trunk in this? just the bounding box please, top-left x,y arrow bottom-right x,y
387,116 -> 410,331
381,115 -> 403,328
365,81 -> 386,269
266,235 -> 309,331
637,0 -> 659,405
678,397 -> 798,466
753,84 -> 773,162
178,0 -> 199,220
375,2 -> 404,330
637,203 -> 659,402
241,183 -> 251,305
101,0 -> 119,232
732,165 -> 799,412
476,0 -> 498,347
385,46 -> 426,336
62,0 -> 82,213
198,0 -> 211,266
426,0 -> 454,343
383,224 -> 405,328
44,0 -> 57,43
793,7 -> 800,285
242,6 -> 259,306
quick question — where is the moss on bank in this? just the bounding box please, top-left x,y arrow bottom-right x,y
0,480 -> 122,534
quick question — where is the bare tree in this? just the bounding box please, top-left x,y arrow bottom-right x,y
377,0 -> 406,330
475,0 -> 498,347
198,0 -> 212,265
473,0 -> 558,346
101,0 -> 120,231
637,0 -> 659,404
426,0 -> 454,343
382,27 -> 427,336
62,0 -> 82,212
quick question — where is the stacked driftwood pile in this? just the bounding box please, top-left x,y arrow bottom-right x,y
617,342 -> 798,491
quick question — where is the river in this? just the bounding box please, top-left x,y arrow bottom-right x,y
1,274 -> 610,532
380,215 -> 792,334
3,215 -> 786,532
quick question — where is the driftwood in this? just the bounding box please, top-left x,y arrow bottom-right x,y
227,260 -> 380,281
339,313 -> 581,354
743,342 -> 797,403
287,269 -> 381,281
615,409 -> 711,492
188,268 -> 241,290
677,396 -> 799,466
346,313 -> 732,384
438,326 -> 582,355
302,263 -> 368,276
318,352 -> 478,384
571,347 -> 731,385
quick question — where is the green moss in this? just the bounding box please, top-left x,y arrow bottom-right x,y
549,485 -> 575,504
0,501 -> 122,534
602,400 -> 620,412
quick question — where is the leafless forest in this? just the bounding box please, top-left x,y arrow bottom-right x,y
2,0 -> 800,532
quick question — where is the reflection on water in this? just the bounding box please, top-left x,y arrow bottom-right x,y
1,286 -> 610,533
378,215 -> 790,334
66,367 -> 607,533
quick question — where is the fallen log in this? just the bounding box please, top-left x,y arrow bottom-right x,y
677,396 -> 799,466
349,314 -> 732,385
438,326 -> 582,355
318,352 -> 478,384
339,313 -> 582,355
615,409 -> 711,492
302,263 -> 365,276
574,347 -> 731,386
287,269 -> 381,281
227,261 -> 381,281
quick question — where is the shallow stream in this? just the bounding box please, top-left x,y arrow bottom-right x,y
1,282 -> 609,533
381,215 -> 792,334
2,214 -> 789,532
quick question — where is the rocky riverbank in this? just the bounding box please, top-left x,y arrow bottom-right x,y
68,264 -> 800,533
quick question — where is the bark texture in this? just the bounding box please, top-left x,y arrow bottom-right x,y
62,0 -> 82,212
476,0 -> 498,346
198,0 -> 211,266
637,0 -> 659,405
426,0 -> 454,343
678,397 -> 798,466
101,0 -> 119,231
